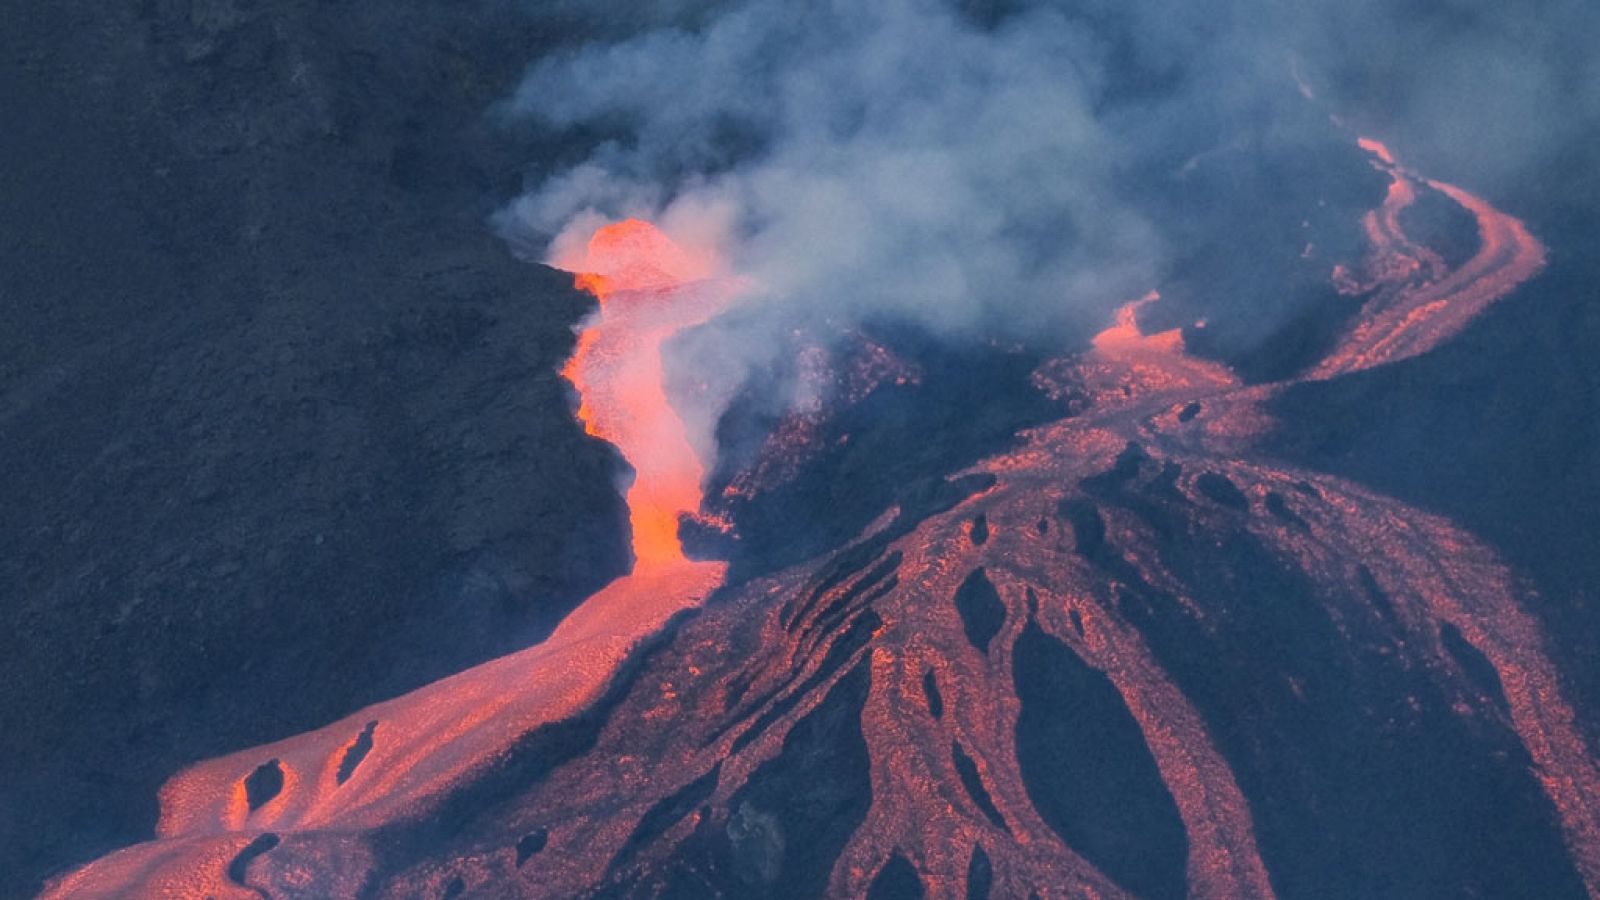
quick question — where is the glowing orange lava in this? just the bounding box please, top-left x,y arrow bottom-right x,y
1311,139 -> 1547,379
47,141 -> 1599,900
43,552 -> 728,900
42,218 -> 738,899
557,219 -> 735,569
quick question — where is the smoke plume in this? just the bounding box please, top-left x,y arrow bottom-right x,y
494,0 -> 1599,471
500,0 -> 1598,316
499,0 -> 1170,340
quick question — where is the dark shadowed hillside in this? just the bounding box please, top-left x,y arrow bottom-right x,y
5,2 -> 1600,898
0,3 -> 628,894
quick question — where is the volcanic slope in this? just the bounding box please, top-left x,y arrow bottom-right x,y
47,140 -> 1600,899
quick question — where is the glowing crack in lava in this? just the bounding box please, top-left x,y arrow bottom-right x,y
555,218 -> 734,569
50,141 -> 1600,898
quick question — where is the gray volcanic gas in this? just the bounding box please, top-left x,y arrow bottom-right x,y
5,1 -> 1600,899
46,137 -> 1600,898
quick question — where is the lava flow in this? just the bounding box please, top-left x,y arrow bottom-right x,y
44,219 -> 735,899
48,141 -> 1600,899
1310,139 -> 1547,379
556,218 -> 734,568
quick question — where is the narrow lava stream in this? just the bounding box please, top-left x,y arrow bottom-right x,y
43,221 -> 737,898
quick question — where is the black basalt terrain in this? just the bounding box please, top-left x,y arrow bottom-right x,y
1267,226 -> 1600,757
7,2 -> 1600,898
0,3 -> 627,894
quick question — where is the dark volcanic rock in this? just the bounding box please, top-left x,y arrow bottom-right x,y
1012,619 -> 1188,900
952,567 -> 1006,654
226,833 -> 280,892
866,853 -> 925,900
9,3 -> 1600,899
965,844 -> 993,900
1267,237 -> 1600,755
514,828 -> 548,867
336,720 -> 379,785
0,2 -> 626,894
703,327 -> 1064,579
605,660 -> 875,900
243,759 -> 284,811
1194,471 -> 1250,510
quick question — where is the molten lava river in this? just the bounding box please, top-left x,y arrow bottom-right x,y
50,143 -> 1600,899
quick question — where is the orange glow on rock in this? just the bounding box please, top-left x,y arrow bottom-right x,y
1356,136 -> 1398,166
47,141 -> 1600,900
1311,138 -> 1546,379
1091,291 -> 1187,355
557,219 -> 735,569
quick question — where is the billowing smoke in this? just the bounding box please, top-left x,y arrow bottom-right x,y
498,0 -> 1162,340
493,0 -> 1599,472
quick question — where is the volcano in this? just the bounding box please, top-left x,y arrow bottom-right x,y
43,138 -> 1600,900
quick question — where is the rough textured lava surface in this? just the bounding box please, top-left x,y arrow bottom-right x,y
45,140 -> 1600,899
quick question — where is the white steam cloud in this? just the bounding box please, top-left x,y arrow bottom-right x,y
500,0 -> 1162,339
495,0 -> 1600,426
